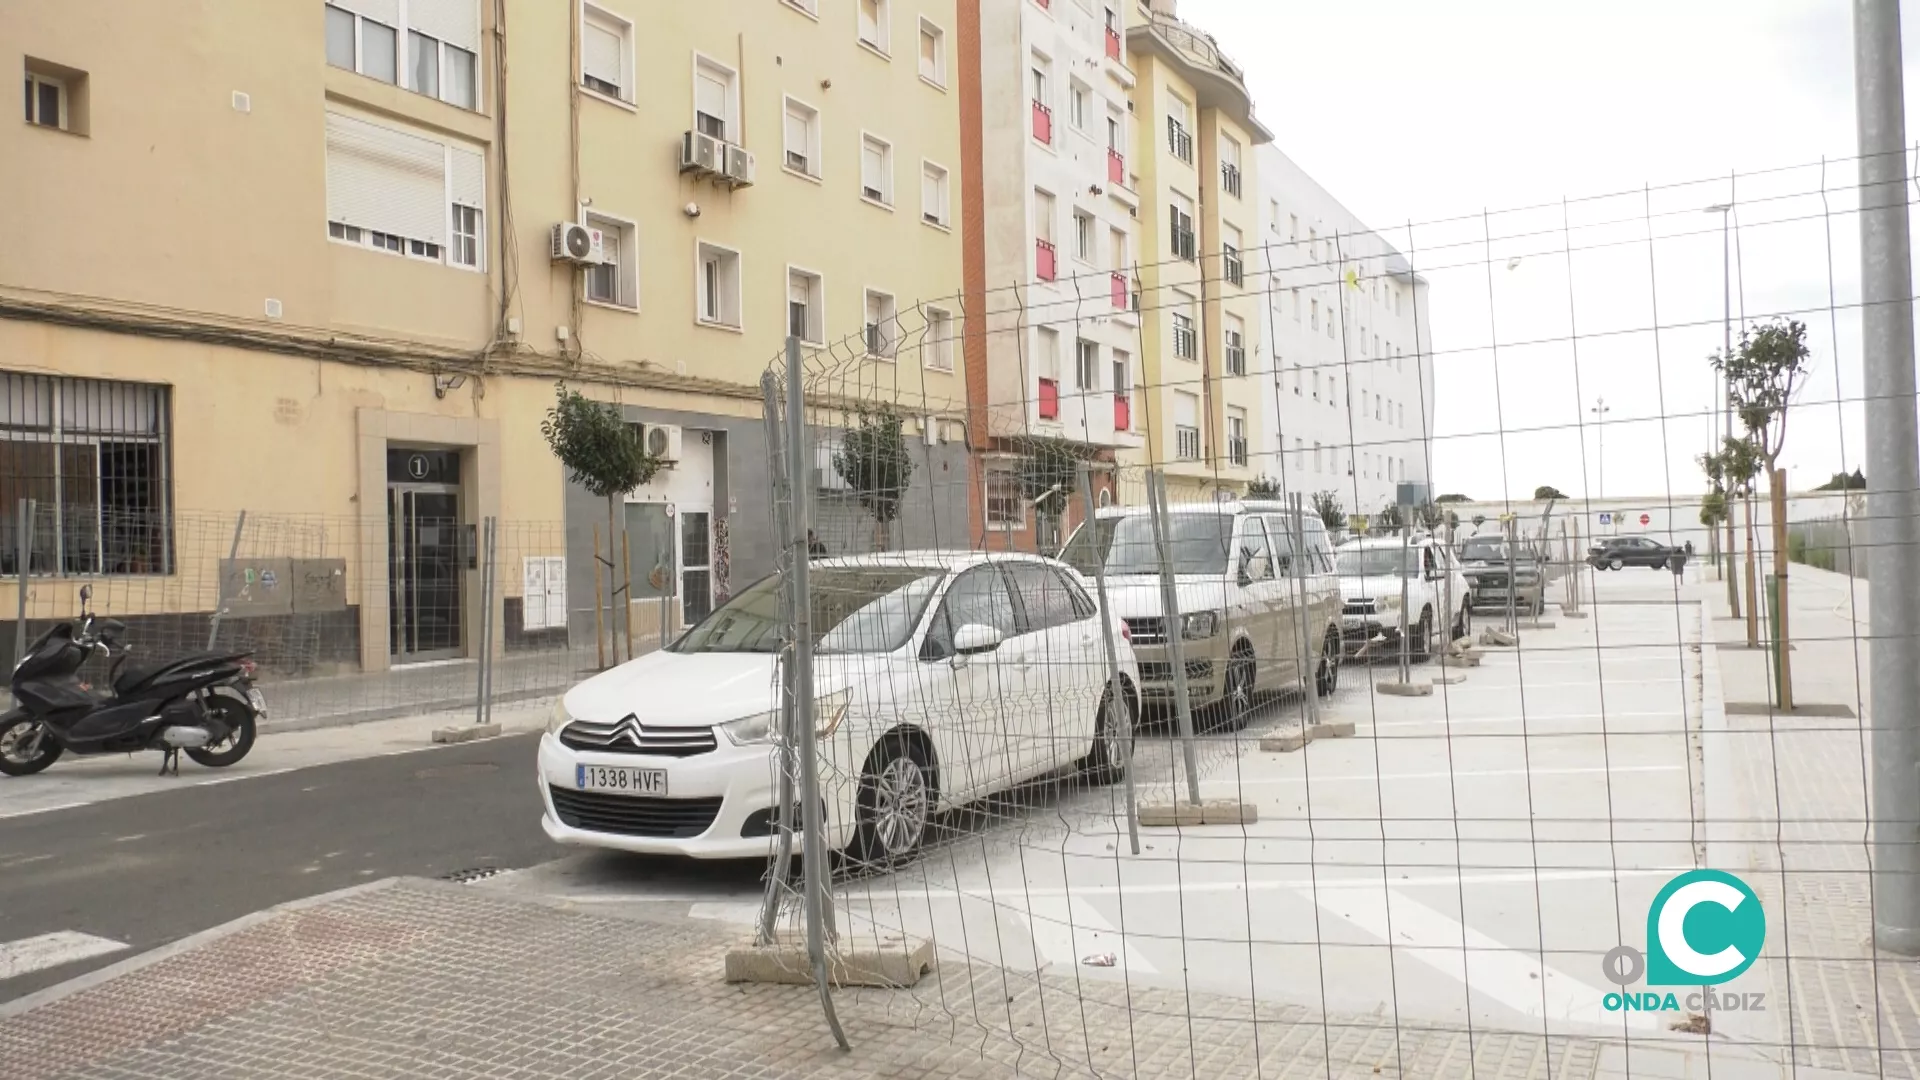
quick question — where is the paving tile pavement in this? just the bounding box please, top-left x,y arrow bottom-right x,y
0,879 -> 1608,1080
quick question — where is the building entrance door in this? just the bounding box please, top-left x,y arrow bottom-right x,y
387,449 -> 464,664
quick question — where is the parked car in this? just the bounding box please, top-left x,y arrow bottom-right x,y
539,552 -> 1140,867
1458,534 -> 1549,616
1334,532 -> 1473,660
1058,501 -> 1346,722
1588,535 -> 1686,571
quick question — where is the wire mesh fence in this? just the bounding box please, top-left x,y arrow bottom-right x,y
710,149 -> 1920,1079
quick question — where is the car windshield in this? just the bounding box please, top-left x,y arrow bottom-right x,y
1335,546 -> 1419,577
1460,537 -> 1512,561
672,567 -> 945,655
1091,513 -> 1235,576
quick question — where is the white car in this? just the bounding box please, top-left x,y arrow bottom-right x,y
1333,532 -> 1472,660
539,551 -> 1140,866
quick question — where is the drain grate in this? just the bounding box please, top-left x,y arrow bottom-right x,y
439,866 -> 510,885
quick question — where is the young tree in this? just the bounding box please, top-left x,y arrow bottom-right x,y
1310,490 -> 1346,534
1714,318 -> 1811,704
1697,449 -> 1739,618
1706,434 -> 1765,649
1434,493 -> 1472,504
1014,436 -> 1093,551
1533,485 -> 1569,501
833,409 -> 916,551
541,384 -> 662,664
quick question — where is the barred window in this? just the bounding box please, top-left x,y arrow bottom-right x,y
0,372 -> 172,576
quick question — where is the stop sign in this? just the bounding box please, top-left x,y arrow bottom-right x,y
1639,513 -> 1651,526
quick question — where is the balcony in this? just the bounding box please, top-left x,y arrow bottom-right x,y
1127,12 -> 1272,143
1038,377 -> 1060,419
1036,238 -> 1057,282
1109,271 -> 1127,309
1221,162 -> 1241,197
1105,27 -> 1122,61
1166,118 -> 1192,163
1107,147 -> 1125,185
1032,100 -> 1053,145
1114,394 -> 1131,431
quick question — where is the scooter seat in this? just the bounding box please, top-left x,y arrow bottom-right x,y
112,661 -> 167,696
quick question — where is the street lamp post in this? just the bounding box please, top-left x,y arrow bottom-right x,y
1590,397 -> 1611,499
1706,204 -> 1740,614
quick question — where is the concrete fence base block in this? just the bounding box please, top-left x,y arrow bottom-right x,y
1443,652 -> 1483,668
1430,673 -> 1468,686
1259,731 -> 1312,753
1479,628 -> 1518,648
1138,799 -> 1259,826
725,934 -> 935,989
1377,682 -> 1435,698
431,723 -> 500,744
1520,621 -> 1558,631
1308,721 -> 1357,739
1562,610 -> 1590,619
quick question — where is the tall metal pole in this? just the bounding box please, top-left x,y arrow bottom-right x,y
1146,471 -> 1202,806
1081,467 -> 1139,854
13,498 -> 34,671
784,336 -> 848,1045
1590,398 -> 1610,501
1856,0 -> 1920,955
474,517 -> 490,727
1709,204 -> 1741,610
206,510 -> 248,651
756,371 -> 800,943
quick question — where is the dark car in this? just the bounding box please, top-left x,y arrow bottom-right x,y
1588,535 -> 1686,571
1458,535 -> 1549,615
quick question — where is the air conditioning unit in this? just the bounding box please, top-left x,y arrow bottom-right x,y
550,222 -> 604,264
680,130 -> 722,176
722,144 -> 756,187
644,423 -> 683,463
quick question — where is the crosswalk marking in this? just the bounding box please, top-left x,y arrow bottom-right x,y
0,931 -> 128,981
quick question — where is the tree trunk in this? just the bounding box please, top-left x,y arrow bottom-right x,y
1724,506 -> 1740,618
1770,467 -> 1793,709
607,494 -> 625,661
1743,492 -> 1759,648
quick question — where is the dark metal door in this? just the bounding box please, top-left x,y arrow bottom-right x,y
389,487 -> 462,662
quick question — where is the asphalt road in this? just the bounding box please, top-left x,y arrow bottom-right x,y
0,732 -> 550,1004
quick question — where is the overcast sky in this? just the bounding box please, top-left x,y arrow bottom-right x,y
1182,0 -> 1899,504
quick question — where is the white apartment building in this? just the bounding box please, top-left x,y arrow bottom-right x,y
1256,145 -> 1436,517
977,0 -> 1143,465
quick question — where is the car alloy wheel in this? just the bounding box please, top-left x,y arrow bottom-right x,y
1411,609 -> 1434,662
0,715 -> 61,776
852,735 -> 931,870
1077,682 -> 1132,785
1316,629 -> 1341,697
1609,557 -> 1624,571
1221,651 -> 1256,729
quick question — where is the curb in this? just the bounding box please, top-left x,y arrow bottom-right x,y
0,878 -> 407,1021
258,685 -> 563,736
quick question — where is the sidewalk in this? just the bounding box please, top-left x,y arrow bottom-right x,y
255,646 -> 597,734
0,877 -> 1613,1080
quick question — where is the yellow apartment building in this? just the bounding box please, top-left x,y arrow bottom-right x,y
1122,0 -> 1269,504
1,0 -> 966,673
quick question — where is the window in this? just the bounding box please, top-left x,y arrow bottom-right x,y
326,111 -> 485,273
1228,409 -> 1248,467
1169,193 -> 1195,261
1110,227 -> 1129,275
1171,290 -> 1196,359
1069,81 -> 1090,131
985,472 -> 1025,531
1309,298 -> 1319,330
1030,57 -> 1053,145
864,289 -> 898,357
1073,210 -> 1095,262
1037,327 -> 1061,384
1174,392 -> 1200,460
785,0 -> 819,14
582,213 -> 635,307
921,161 -> 950,227
581,4 -> 633,102
695,243 -> 741,328
1034,188 -> 1056,280
918,18 -> 946,86
783,97 -> 821,177
1313,442 -> 1322,472
1311,370 -> 1321,400
1166,92 -> 1192,162
1361,390 -> 1369,418
860,133 -> 893,205
1222,223 -> 1243,287
1330,375 -> 1339,408
1224,314 -> 1246,376
1006,562 -> 1082,632
1291,288 -> 1301,321
924,306 -> 955,371
1220,135 -> 1242,196
1289,213 -> 1298,242
1075,339 -> 1099,391
787,267 -> 824,344
693,56 -> 738,142
328,2 -> 477,106
21,59 -> 84,133
858,0 -> 890,53
1112,350 -> 1131,398
0,373 -> 172,576
1309,227 -> 1318,262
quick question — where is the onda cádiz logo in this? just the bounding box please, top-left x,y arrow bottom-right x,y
1601,870 -> 1768,1014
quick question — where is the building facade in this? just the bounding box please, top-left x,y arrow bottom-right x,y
962,0 -> 1143,549
1255,145 -> 1436,519
1121,1 -> 1270,506
1,0 -> 968,671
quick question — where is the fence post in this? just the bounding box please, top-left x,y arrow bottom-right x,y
1398,529 -> 1413,681
1504,516 -> 1519,635
784,335 -> 848,1048
13,498 -> 33,671
623,528 -> 635,661
757,370 -> 800,943
1290,493 -> 1321,728
1081,466 -> 1138,855
592,527 -> 606,670
475,517 -> 491,726
1146,470 -> 1202,806
206,510 -> 247,651
483,517 -> 498,727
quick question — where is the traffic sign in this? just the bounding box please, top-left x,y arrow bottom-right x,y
1639,513 -> 1651,526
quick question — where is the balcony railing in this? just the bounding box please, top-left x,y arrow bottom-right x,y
1171,224 -> 1195,262
1105,27 -> 1122,61
1167,119 -> 1192,162
1036,238 -> 1057,282
1225,344 -> 1245,376
1107,147 -> 1125,184
1176,425 -> 1201,460
1038,377 -> 1060,419
1110,271 -> 1127,309
1032,100 -> 1053,145
1228,437 -> 1248,467
1172,320 -> 1195,359
1223,249 -> 1243,286
1221,162 -> 1241,197
1113,394 -> 1131,431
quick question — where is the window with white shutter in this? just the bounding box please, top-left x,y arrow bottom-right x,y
693,58 -> 734,142
783,97 -> 820,177
581,5 -> 631,101
860,134 -> 891,205
325,110 -> 483,270
448,145 -> 485,269
920,161 -> 948,227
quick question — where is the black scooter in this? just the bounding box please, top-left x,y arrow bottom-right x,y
0,586 -> 263,777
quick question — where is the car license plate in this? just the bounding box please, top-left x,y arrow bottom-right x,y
576,764 -> 667,795
246,688 -> 268,717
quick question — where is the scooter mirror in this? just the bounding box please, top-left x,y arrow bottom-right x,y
78,584 -> 92,608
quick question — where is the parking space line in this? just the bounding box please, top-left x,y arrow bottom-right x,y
1367,710 -> 1684,732
1235,764 -> 1685,787
0,931 -> 128,981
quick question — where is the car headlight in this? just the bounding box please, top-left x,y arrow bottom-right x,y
548,699 -> 571,735
1181,611 -> 1220,639
719,690 -> 852,746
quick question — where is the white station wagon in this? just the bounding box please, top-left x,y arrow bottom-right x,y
539,551 -> 1140,866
